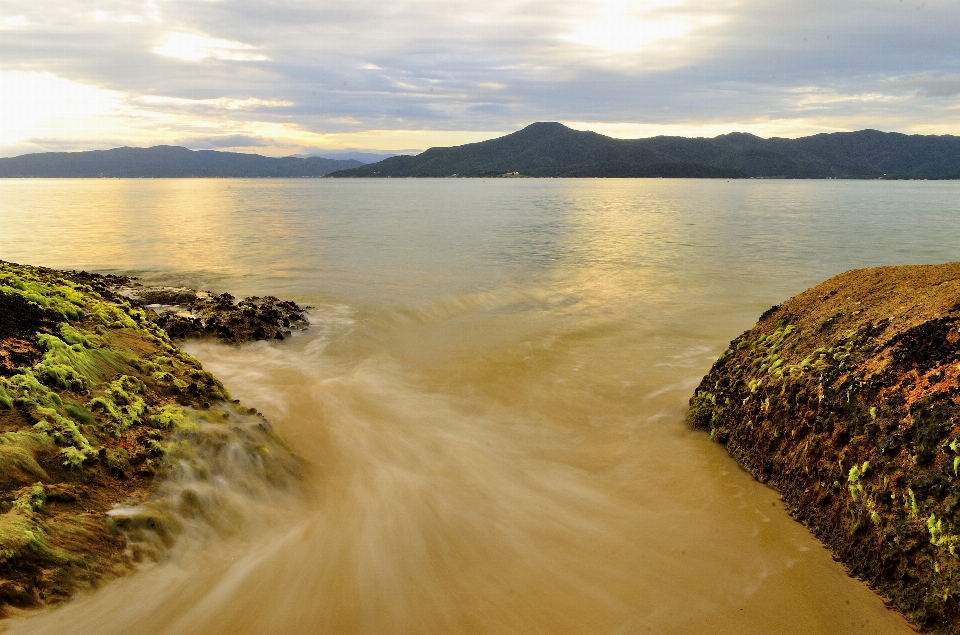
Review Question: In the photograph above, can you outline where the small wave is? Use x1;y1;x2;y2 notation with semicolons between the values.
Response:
107;404;304;563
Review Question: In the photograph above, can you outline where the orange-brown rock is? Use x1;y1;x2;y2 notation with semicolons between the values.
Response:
689;263;960;634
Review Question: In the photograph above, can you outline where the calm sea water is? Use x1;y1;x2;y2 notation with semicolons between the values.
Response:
4;178;957;634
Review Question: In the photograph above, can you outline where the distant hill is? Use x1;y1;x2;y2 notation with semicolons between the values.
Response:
301;151;396;163
0;146;363;178
326;123;960;179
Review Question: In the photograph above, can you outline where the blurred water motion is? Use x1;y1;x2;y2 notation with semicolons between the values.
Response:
3;178;952;633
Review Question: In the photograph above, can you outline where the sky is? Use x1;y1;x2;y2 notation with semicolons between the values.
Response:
1;0;959;157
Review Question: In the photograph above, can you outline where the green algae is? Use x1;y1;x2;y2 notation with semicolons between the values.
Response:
0;262;228;472
1;372;62;410
0;260;252;611
149;404;196;432
0;439;49;485
0;259;302;616
13;485;46;515
30;406;94;466
89;375;148;438
34;327;123;392
847;461;869;483
0;512;51;566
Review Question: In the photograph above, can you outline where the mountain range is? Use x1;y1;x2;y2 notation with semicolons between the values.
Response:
4;124;960;179
327;122;960;179
0;146;363;178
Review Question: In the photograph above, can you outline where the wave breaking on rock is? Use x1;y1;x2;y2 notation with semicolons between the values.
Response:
0;260;302;615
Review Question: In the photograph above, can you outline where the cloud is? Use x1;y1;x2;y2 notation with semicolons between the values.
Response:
153;32;269;62
0;0;959;154
16;137;130;152
0;14;27;27
884;73;960;98
137;95;292;111
182;134;269;149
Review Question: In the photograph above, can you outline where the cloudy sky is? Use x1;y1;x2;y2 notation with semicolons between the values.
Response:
1;0;959;157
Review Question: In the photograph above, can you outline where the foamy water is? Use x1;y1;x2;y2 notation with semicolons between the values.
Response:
4;177;956;633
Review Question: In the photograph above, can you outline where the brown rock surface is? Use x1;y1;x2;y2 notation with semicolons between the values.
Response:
688;262;960;633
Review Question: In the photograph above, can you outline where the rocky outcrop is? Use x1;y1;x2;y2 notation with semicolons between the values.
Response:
0;261;299;614
141;290;307;343
76;277;309;343
688;263;960;633
152;294;308;342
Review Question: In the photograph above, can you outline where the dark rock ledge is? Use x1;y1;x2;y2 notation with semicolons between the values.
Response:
688;263;960;634
0;260;300;616
67;274;310;344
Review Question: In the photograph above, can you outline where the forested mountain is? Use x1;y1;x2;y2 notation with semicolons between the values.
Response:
327;123;960;179
0;146;363;177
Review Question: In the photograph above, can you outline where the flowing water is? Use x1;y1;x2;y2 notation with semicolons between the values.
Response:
3;178;960;634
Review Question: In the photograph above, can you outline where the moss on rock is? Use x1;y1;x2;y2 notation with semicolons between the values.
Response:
0;259;295;615
688;263;960;633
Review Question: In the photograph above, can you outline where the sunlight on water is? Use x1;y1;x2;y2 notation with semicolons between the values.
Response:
4;178;957;633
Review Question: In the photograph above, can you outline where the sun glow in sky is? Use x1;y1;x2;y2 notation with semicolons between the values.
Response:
0;72;122;146
1;0;959;157
566;0;721;56
153;33;270;63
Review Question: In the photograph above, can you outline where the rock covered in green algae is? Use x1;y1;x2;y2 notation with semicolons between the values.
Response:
0;260;299;614
688;263;960;634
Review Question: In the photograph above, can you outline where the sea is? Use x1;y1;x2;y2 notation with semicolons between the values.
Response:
3;177;958;634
